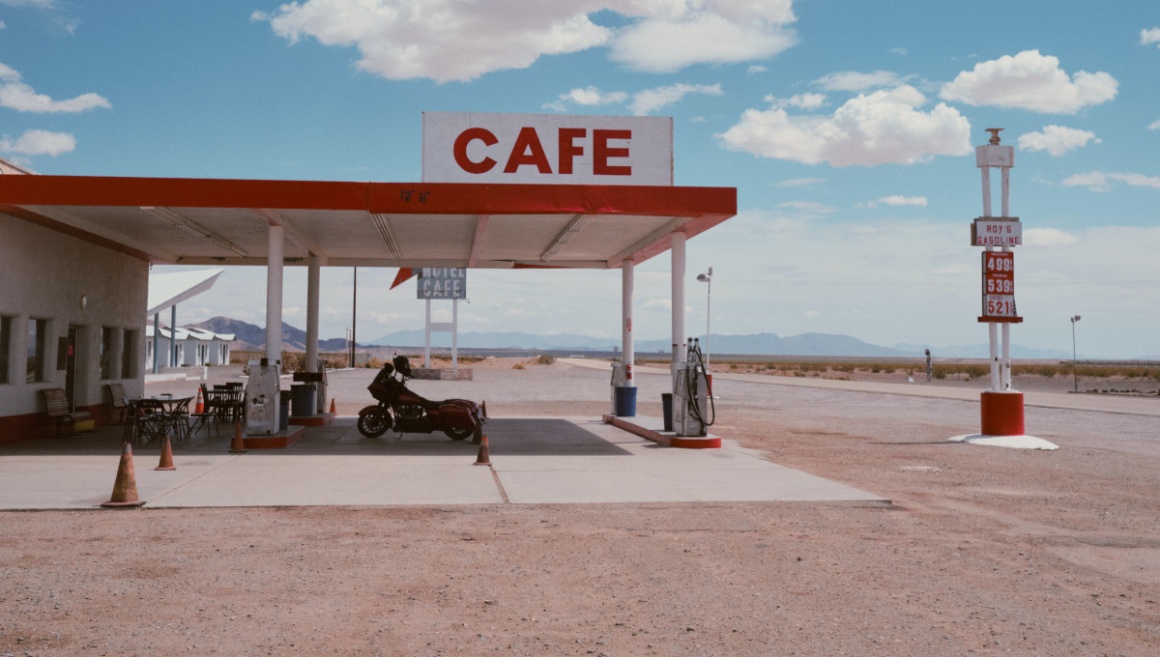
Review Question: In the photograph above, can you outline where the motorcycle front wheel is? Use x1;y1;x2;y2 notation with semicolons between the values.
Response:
357;406;392;438
443;426;474;441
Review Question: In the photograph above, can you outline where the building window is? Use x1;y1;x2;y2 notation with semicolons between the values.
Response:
0;315;11;384
27;318;46;383
122;329;136;379
100;326;115;379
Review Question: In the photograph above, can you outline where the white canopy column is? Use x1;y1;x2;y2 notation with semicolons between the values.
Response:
621;260;635;387
265;225;284;361
306;255;321;372
671;232;687;370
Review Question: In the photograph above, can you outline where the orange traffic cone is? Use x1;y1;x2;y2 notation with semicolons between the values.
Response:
155;433;176;471
229;423;247;453
193;388;204;415
329;398;336;415
473;434;491;466
102;442;146;508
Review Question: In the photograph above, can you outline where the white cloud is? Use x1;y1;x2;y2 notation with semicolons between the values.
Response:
1062;171;1160;192
256;1;799;83
609;1;798;73
719;85;971;167
0;129;75;156
0;20;6;29
1024;228;1080;248
1017;125;1099;156
747;65;767;74
867;195;927;207
812;70;904;92
1141;27;1160;47
0;62;110;113
774;177;825;188
629;83;722;115
763;92;826;110
0;1;57;7
558;86;628;107
939;50;1117;114
1149;118;1160;131
255;0;612;83
777;200;837;213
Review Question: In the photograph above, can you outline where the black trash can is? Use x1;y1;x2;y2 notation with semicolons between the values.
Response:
661;393;673;431
279;390;291;431
291;383;317;417
614;386;637;417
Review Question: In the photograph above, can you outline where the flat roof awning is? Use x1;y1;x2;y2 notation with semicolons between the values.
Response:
0;175;736;268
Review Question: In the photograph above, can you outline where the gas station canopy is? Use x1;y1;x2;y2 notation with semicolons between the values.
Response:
0;175;736;268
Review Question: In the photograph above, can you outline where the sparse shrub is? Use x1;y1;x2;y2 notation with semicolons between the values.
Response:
537;354;556;365
512;362;526;370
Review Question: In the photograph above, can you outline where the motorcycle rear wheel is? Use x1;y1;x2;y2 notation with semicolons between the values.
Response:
357;407;392;438
443;426;474;441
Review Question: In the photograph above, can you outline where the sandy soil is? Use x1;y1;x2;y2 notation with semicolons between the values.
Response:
2;360;1158;656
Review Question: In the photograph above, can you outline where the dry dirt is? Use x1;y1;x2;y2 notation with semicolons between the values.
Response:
2;362;1158;656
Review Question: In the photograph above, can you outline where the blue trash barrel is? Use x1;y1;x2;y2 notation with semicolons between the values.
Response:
614;386;637;417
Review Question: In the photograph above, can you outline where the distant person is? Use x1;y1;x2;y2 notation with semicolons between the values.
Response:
924;349;932;382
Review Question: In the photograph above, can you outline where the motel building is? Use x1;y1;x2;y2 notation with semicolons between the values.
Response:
0;112;736;444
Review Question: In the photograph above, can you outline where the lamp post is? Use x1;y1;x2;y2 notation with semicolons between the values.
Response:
696;267;713;370
1070;315;1081;392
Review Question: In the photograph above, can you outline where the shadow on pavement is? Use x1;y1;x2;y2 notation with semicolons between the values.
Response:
0;417;632;458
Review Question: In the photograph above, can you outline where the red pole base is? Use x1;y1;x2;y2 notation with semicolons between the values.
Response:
980;391;1024;436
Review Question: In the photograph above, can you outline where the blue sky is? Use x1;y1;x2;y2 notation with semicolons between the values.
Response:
3;1;1158;359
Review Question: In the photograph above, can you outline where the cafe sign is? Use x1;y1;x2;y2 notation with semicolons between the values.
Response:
417;268;466;300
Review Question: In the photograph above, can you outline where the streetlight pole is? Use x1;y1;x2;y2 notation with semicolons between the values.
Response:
696;267;712;370
1070;315;1081;392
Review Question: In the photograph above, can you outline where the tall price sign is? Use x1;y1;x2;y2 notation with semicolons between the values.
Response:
981;251;1018;319
973;216;1023;324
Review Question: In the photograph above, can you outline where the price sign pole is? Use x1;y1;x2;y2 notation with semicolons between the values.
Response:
972;128;1024;436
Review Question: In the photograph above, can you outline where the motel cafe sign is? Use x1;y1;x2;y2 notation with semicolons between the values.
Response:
422;112;674;186
417;268;466;300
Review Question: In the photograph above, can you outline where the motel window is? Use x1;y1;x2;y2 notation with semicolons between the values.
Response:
26;318;47;383
0;315;11;384
100;326;115;380
122;329;136;379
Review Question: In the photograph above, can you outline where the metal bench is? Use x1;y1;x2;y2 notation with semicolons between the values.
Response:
40;388;93;435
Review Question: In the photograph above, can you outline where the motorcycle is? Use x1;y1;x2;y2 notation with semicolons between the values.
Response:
357;355;486;440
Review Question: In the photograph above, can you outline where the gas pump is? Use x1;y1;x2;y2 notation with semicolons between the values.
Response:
610;361;627;414
670;338;715;436
245;358;282;435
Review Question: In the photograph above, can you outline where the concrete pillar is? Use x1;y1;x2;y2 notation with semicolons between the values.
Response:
306;256;320;372
671;232;687;369
266;225;284;363
621;260;635;386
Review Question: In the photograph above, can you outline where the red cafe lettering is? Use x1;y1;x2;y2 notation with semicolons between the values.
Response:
453;126;632;176
422;112;673;186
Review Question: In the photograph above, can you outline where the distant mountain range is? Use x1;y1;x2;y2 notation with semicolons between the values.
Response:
190;316;353;352
189;316;1074;360
369;328;1072;359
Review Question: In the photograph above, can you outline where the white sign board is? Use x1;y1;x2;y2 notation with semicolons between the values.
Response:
418;268;466;300
422;112;673;186
971;218;1022;247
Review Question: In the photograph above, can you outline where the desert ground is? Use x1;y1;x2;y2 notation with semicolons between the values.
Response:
2;357;1158;656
